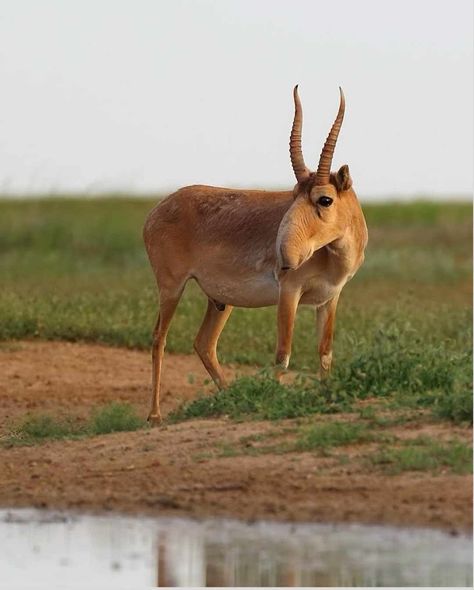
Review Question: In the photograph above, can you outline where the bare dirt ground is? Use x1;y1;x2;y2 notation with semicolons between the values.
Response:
0;341;472;533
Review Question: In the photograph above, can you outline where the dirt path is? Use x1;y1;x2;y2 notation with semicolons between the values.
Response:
0;341;472;532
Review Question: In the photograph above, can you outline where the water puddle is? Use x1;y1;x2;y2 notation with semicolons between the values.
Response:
0;509;472;588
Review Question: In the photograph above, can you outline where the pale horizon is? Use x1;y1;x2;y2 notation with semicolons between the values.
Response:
1;0;472;199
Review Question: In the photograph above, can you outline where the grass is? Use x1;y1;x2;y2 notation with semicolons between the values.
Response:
369;436;473;475
169;371;353;422
170;331;472;423
0;197;472;424
2;403;146;447
294;422;373;451
431;383;473;424
210;422;471;477
212;421;375;458
90;402;144;434
15;414;79;441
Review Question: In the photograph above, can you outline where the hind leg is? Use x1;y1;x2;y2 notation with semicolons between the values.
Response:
194;299;233;389
148;288;184;424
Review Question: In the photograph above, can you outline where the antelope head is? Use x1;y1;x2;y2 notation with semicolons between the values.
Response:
277;86;355;272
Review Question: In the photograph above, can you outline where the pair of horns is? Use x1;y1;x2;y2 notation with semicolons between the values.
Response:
290;85;345;184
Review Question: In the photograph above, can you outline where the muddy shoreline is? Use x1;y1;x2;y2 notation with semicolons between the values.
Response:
0;341;472;533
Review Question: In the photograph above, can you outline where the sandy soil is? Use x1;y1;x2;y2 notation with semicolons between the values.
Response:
0;341;472;533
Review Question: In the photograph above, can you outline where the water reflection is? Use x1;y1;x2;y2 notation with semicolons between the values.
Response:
0;509;472;588
154;519;473;587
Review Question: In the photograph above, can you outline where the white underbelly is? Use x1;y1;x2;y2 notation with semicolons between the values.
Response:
195;275;342;309
194;271;279;308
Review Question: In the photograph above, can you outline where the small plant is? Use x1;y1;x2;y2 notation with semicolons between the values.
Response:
2;414;85;447
15;414;80;440
90;403;145;434
358;405;377;420
369;437;472;475
432;383;473;424
295;422;373;451
2;403;146;447
211;421;376;458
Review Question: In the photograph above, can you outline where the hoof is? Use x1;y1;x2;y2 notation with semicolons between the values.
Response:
274;367;287;383
147;413;162;426
316;370;329;381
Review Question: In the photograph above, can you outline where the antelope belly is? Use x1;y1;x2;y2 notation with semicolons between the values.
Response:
194;271;279;308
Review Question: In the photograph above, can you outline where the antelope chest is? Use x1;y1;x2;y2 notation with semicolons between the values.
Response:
299;278;344;306
297;247;359;306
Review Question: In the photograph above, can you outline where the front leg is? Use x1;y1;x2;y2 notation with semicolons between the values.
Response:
275;288;300;373
316;294;340;378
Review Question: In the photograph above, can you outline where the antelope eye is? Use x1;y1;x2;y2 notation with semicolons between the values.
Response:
318;196;333;207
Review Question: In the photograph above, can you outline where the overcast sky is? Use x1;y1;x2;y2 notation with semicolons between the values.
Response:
0;0;472;198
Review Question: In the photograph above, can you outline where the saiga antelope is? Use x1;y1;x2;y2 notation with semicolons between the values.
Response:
144;86;368;423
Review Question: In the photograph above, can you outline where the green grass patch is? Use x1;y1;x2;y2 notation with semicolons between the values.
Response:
331;324;472;402
170;325;472;423
169;371;353;422
14;414;81;441
361;200;471;226
213;421;377;459
90;402;144;434
2;402;146;447
432;383;473;424
369;437;472;475
294;421;373;451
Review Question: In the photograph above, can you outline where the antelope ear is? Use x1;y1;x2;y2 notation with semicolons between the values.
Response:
335;164;352;191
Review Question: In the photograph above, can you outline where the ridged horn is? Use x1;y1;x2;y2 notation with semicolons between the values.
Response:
289;85;310;183
315;87;345;185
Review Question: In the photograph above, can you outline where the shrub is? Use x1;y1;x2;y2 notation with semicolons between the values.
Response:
90;403;145;434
